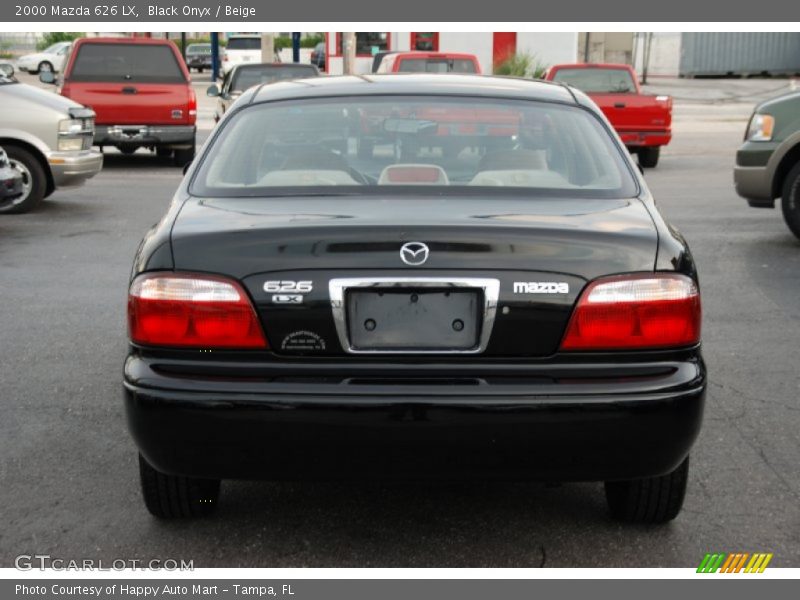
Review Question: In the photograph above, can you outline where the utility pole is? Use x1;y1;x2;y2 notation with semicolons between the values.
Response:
261;33;275;63
342;32;356;74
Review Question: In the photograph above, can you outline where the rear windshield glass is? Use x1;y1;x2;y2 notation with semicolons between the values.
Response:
398;58;477;73
69;43;185;83
227;38;260;51
187;44;211;54
231;66;318;92
549;68;636;93
192;96;636;199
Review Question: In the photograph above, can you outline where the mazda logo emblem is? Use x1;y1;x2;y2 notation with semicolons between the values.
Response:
400;242;429;266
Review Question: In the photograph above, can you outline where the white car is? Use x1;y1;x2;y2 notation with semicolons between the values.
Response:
16;41;72;74
221;35;279;75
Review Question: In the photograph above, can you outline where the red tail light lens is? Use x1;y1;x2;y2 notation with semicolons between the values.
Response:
560;273;701;351
128;273;267;349
188;88;197;122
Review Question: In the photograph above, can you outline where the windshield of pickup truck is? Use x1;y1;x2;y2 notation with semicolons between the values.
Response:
69;43;186;83
193;96;637;198
231;66;317;92
550;68;637;93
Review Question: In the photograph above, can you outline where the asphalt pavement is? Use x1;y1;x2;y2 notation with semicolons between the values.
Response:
1;73;799;568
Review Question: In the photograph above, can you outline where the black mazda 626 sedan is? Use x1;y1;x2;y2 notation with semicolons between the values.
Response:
125;74;705;523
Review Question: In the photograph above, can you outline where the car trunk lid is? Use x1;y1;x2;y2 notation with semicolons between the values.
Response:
170;195;658;357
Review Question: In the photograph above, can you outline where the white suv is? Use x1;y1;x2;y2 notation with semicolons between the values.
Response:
222;35;279;75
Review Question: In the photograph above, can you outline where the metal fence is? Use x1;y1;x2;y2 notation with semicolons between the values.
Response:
0;32;43;56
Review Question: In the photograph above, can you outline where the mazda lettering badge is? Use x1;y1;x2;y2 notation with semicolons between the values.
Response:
400;242;429;266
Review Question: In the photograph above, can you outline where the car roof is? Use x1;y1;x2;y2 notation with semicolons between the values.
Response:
74;37;176;46
247;74;580;106
392;52;478;60
550;63;633;70
233;62;317;70
228;34;261;39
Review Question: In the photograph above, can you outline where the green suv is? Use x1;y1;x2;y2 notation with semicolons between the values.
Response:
734;91;800;239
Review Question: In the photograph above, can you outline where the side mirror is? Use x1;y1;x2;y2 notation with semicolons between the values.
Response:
39;70;56;84
206;84;220;97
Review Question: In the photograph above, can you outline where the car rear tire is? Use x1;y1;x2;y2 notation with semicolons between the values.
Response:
604;457;689;523
1;145;46;214
638;146;661;168
138;454;220;518
173;144;195;168
156;147;173;158
780;162;800;240
37;61;53;74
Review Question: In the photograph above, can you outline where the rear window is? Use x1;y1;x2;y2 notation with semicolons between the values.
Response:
227;38;260;51
550;68;636;93
398;58;477;74
187;44;211;54
192;95;637;199
69;43;185;83
231;66;318;92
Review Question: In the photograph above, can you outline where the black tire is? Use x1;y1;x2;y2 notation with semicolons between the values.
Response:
37;61;53;74
198;68;204;73
155;146;173;158
138;454;220;519
173;144;195;167
118;145;137;155
638;146;661;168
780;162;800;240
605;457;689;523
1;145;46;214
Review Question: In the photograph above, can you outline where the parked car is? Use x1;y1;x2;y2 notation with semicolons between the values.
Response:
126;74;705;523
0;73;102;214
0;146;24;206
16;41;72;74
734;91;800;240
208;63;320;122
374;51;482;74
50;37;196;166
310;42;325;71
185;42;212;73
545;63;672;168
222;35;280;76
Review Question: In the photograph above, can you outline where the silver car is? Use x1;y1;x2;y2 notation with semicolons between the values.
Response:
208;63;320;122
0;74;102;213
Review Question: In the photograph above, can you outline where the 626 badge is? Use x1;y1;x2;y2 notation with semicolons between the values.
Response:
263;280;313;293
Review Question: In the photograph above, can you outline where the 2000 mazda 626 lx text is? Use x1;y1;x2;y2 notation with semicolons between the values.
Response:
124;74;705;523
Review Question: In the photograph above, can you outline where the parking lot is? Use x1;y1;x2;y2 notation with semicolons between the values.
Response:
1;72;799;568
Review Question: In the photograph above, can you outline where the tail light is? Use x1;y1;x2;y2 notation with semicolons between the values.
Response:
128;273;267;349
188;88;197;122
560;273;700;351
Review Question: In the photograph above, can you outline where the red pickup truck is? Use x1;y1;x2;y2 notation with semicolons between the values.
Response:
544;63;672;167
58;38;197;166
374;52;481;74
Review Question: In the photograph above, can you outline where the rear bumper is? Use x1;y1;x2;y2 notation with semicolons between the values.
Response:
46;150;103;188
95;125;196;147
124;353;706;482
619;131;671;147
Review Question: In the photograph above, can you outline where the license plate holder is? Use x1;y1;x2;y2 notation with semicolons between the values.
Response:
347;289;480;351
